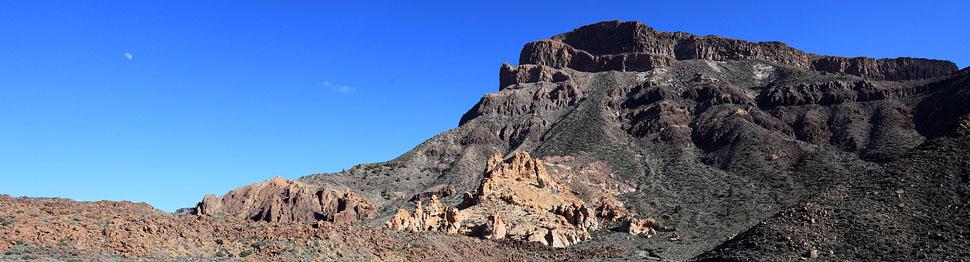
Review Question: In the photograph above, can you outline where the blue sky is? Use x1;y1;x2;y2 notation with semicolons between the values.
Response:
1;1;967;212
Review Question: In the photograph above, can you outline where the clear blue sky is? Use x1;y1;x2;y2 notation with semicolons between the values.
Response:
1;1;967;212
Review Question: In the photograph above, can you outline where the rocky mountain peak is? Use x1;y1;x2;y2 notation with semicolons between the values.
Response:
520;20;957;81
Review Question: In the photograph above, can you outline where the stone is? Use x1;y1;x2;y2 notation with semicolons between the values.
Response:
387;152;644;247
622;217;664;238
518;21;956;81
196;176;376;224
484;213;507;240
806;249;819;258
410;184;457;202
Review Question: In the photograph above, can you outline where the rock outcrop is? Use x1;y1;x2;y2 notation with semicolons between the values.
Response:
810;55;957;81
409;184;457;202
387;152;649;248
519;20;957;81
620;217;667;238
386;195;461;234
0;195;607;261
196;176;376;224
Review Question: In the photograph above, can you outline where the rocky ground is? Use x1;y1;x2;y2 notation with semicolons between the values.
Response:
0;194;627;261
3;20;969;261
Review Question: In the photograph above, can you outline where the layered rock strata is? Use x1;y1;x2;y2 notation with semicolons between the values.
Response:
520;20;957;81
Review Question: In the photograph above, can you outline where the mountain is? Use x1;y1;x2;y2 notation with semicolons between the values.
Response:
300;20;969;260
2;20;967;261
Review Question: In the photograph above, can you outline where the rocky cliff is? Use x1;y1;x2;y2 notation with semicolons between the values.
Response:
520;21;957;81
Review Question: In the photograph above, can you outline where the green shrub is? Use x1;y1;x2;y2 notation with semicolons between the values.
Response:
239;250;252;257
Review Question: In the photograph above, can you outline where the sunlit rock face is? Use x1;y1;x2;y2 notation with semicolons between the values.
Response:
197;176;376;224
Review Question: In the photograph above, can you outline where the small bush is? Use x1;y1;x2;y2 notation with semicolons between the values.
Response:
23;255;39;260
214;239;223;245
239;250;252;257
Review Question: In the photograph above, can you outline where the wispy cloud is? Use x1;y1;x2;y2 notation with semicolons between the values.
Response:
320;81;355;93
123;52;133;60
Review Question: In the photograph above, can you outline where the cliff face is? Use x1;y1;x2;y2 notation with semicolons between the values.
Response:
520;20;957;81
811;55;958;81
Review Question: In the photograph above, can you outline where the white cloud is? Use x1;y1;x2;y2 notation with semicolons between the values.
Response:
335;86;355;93
124;52;133;60
320;81;355;93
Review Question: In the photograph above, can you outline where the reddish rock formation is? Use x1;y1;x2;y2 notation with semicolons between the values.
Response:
499;63;573;90
519;40;676;73
196;176;376;224
620;217;668;238
521;21;808;71
385;195;460;234
387;152;650;248
518;20;956;81
0;194;626;261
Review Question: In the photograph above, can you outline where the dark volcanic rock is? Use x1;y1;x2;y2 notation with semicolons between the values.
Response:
811;55;957;81
520;20;957;81
300;20;969;261
172;207;196;215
